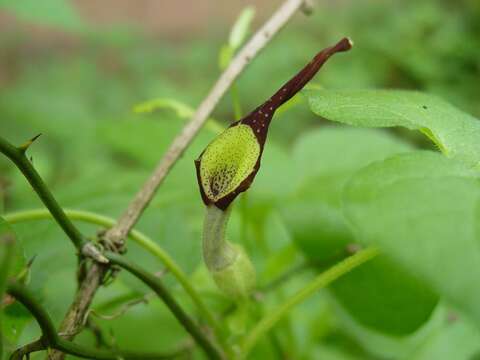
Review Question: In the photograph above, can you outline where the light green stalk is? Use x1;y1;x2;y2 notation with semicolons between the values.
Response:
203;205;256;299
240;247;379;357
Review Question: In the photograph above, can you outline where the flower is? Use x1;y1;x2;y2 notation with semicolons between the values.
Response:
195;37;353;209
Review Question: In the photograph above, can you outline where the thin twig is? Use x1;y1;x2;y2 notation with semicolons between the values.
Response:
48;1;312;358
105;0;312;248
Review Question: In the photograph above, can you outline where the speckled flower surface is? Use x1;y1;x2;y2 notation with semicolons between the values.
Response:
195;38;352;209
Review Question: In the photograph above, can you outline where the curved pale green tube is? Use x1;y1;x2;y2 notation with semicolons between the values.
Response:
203;205;256;298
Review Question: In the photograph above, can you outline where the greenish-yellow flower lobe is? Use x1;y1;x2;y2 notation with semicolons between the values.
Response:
196;38;352;209
199;124;260;203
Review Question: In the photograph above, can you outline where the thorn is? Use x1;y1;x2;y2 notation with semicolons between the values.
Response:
18;133;42;153
82;243;109;264
26;254;37;268
15;254;37;283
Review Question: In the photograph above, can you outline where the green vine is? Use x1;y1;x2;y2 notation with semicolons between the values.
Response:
0;136;86;251
3;209;227;348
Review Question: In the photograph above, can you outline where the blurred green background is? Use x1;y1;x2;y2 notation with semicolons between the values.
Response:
1;0;480;359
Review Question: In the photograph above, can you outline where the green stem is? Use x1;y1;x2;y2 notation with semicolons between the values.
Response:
203;206;256;299
105;252;224;360
203;205;237;271
0;231;16;360
0;137;85;250
230;83;243;120
240;247;379;357
3;209;227;350
9;339;44;360
7;283;178;359
239;193;249;251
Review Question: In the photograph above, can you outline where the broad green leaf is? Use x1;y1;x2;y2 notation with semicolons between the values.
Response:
283;128;438;335
292;127;412;205
304;89;480;167
287;127;412;264
250;142;299;202
331;256;437;335
343;151;480;328
334;302;479;360
0;0;85;32
411;315;480;360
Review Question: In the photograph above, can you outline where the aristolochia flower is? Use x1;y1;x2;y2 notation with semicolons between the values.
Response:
196;38;353;299
195;37;353;209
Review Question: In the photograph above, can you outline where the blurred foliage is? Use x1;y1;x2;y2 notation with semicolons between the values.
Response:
1;0;480;359
0;0;85;32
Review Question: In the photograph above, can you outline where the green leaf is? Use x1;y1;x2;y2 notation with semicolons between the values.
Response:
1;302;31;355
134;98;194;118
283;128;438;335
218;45;234;70
0;0;85;32
411;315;480;360
332;256;438;336
228;6;255;51
218;6;255;69
286;127;412;263
0;218;14;360
304;89;480;167
0;218;25;285
293;127;412;200
0;217;23;359
133;97;224;134
0;218;15;297
343;151;480;328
